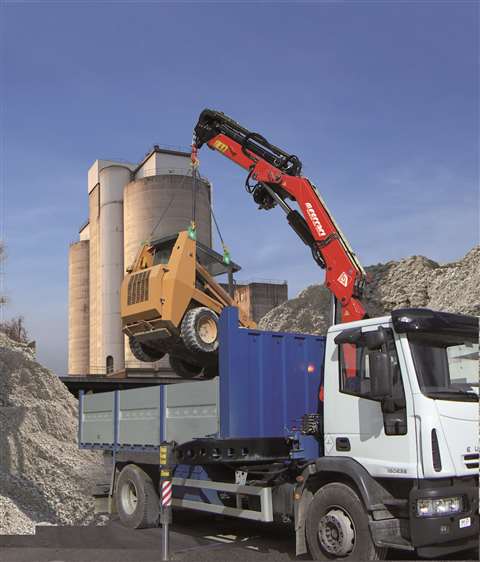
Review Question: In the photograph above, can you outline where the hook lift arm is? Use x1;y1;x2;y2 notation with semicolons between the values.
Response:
193;109;367;323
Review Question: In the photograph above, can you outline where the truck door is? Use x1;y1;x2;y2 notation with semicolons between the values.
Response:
323;325;418;479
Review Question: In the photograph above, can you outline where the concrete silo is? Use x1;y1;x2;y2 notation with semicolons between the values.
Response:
124;174;212;265
99;165;133;374
68;239;90;374
88;183;101;373
123;171;212;367
87;160;135;374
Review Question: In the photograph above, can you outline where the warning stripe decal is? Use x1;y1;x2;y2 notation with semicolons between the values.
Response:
162;481;172;506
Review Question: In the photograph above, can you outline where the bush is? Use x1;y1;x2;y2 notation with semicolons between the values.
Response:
0;316;29;344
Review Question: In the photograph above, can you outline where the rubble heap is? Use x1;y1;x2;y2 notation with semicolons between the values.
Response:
0;334;105;534
259;247;480;334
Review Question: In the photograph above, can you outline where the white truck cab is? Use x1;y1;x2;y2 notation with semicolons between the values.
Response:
307;308;479;558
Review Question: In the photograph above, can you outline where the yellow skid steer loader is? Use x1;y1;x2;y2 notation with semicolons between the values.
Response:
120;230;254;378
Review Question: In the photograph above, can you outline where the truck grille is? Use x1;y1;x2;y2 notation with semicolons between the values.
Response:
463;453;479;470
127;271;150;305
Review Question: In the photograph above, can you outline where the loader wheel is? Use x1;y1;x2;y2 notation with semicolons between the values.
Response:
169;355;203;378
129;336;165;363
181;307;219;354
306;483;387;560
202;363;218;379
116;464;159;529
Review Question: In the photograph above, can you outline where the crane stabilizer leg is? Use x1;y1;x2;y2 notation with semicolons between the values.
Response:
193;109;367;324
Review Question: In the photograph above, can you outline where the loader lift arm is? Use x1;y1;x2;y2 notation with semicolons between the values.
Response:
193;109;367;323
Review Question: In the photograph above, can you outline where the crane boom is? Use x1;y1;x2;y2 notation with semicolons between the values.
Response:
193;109;367;323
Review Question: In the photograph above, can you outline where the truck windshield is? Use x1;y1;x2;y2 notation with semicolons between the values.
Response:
408;332;479;401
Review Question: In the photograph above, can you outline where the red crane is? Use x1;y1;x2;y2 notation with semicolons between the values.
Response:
193;109;367;324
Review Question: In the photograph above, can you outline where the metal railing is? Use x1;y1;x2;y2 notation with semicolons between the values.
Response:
229;278;288;286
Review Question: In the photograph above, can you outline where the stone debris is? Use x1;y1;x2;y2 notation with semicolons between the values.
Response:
259;246;480;334
0;334;106;535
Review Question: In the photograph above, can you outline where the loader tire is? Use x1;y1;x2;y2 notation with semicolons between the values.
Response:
202;363;218;379
116;464;159;529
129;336;165;363
169;355;203;378
181;307;219;354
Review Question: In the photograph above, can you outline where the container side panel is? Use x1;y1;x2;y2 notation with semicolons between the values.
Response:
247;334;262;436
219;309;249;438
118;387;162;446
81;392;115;445
285;337;309;431
165;379;219;444
261;335;286;437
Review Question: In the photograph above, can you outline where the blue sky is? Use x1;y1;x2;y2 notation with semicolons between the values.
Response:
1;1;478;374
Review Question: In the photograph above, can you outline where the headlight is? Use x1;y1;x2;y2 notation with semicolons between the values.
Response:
417;496;463;517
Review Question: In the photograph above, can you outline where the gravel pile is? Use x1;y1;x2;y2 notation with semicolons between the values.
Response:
259;246;480;334
0;334;105;535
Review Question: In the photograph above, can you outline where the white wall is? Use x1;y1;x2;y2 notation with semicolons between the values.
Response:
135;152;191;179
88;159;136;194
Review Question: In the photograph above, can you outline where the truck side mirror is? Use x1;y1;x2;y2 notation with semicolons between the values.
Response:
370;351;393;400
365;328;387;350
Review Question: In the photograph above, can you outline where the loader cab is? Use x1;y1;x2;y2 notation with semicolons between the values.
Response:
147;233;241;278
152;238;176;266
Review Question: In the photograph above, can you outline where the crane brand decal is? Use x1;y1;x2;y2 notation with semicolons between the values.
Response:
337;272;349;287
213;139;229;154
305;202;326;237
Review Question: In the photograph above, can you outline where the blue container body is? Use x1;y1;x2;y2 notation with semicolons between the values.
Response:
79;307;326;460
219;307;325;441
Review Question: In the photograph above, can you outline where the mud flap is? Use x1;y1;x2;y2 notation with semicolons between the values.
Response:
294;488;313;556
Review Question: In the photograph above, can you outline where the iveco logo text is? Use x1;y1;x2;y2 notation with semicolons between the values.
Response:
386;467;407;474
305;202;326;237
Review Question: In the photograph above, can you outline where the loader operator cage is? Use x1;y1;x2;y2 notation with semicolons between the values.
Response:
150;233;242;277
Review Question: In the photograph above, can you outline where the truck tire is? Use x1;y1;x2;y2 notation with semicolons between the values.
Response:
116;464;159;529
181;307;219;353
306;482;387;561
129;336;165;363
169;355;203;378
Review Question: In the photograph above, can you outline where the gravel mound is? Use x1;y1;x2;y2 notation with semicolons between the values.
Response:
0;334;105;534
259;246;479;334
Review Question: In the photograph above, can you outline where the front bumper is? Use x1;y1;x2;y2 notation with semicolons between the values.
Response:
409;478;479;558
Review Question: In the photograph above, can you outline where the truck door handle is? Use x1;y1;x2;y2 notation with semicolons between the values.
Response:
336;437;351;452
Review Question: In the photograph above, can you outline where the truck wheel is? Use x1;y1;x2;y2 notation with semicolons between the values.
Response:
169;355;203;378
116;464;159;529
129;336;165;363
306;483;387;560
181;307;219;353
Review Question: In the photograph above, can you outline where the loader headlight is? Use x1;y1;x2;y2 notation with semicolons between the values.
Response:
417;496;463;517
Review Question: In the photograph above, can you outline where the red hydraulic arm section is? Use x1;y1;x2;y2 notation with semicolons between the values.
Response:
193;109;367;324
